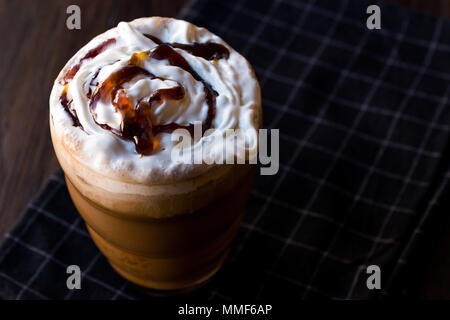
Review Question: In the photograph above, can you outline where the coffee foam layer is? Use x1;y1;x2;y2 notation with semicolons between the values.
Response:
50;17;261;185
52;116;253;218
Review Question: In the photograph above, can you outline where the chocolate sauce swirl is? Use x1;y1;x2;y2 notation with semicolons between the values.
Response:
60;34;229;155
60;87;81;127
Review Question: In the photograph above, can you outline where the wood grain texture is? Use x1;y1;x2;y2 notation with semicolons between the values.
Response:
0;0;449;299
0;0;187;241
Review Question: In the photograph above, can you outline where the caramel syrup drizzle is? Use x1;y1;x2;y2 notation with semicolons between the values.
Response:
61;38;116;84
144;34;229;60
60;34;229;155
59;38;116;128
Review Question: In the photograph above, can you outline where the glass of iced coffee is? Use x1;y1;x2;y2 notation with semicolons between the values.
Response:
49;17;261;293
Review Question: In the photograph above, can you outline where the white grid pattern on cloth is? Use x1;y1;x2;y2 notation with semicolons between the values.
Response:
15;216;83;299
212;17;449;108
235;0;284;56
250;191;400;245
188;0;450;299
28;204;91;238
248;13;404;301
1;0;450;300
251;0;317;88
0;271;49;300
198;0;290;298
6;234;136;300
220;0;450;86
297;18;412;298
382;172;450;297
0;177;64;264
0;174;138;300
263;92;450;141
111;280;129;300
278;134;429;190
233;0;356;300
64;252;102;300
345;18;447;299
203;13;450;135
258;0;318;128
280;0;450;54
229;0;337;264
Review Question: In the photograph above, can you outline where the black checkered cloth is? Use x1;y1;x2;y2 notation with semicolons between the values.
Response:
1;0;450;300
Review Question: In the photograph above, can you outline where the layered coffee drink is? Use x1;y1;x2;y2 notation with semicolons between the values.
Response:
50;17;261;293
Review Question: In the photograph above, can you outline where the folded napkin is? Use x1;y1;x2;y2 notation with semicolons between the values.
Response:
1;0;450;299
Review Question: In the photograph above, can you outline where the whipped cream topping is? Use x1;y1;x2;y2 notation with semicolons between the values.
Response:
50;17;261;184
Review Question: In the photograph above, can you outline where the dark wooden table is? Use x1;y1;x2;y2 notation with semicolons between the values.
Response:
0;0;449;299
0;0;188;243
